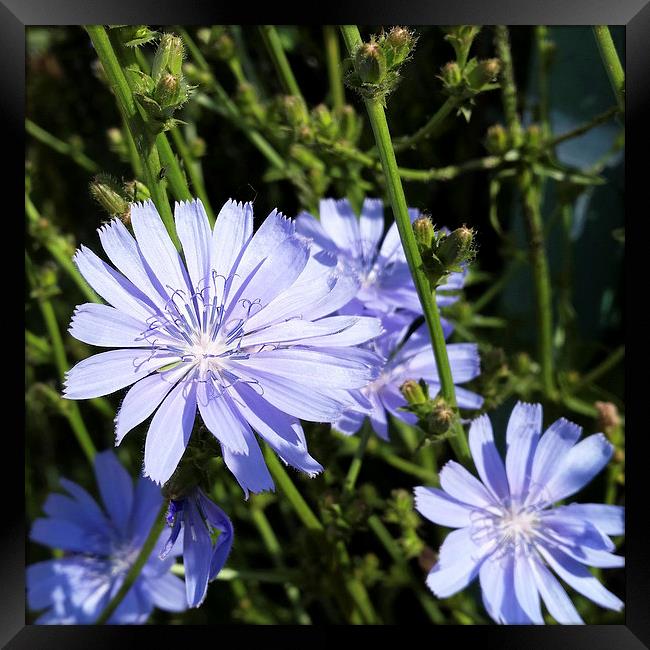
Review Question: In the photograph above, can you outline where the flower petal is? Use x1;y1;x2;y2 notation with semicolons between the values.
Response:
513;553;544;623
544;433;614;503
319;198;361;254
183;498;212;607
468;415;510;502
553;503;624;537
197;380;250;454
94;450;133;533
295;211;338;252
130;200;192;300
115;363;191;444
144;572;187;612
505;401;542;502
232;382;323;477
144;380;197;485
175;199;212;293
98;218;168;311
30;518;109;555
414;486;473;528
439;460;495;509
128;476;164;547
221;428;274;498
537;545;623;611
426;527;489;598
479;553;532;624
73;245;155;322
528;418;582;504
529;554;583;624
359;198;385;259
64;349;180;400
212;199;253;281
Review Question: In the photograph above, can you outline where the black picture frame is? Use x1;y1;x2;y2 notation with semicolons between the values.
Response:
8;1;647;646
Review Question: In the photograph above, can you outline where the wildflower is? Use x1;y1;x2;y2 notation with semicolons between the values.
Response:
27;451;186;624
414;402;624;624
64;199;381;492
335;313;482;440
296;198;465;318
161;487;233;608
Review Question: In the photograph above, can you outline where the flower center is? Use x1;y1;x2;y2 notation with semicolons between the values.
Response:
470;502;541;558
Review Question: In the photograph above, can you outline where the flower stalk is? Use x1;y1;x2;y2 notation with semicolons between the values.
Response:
341;24;470;463
260;26;304;101
96;500;168;624
592;26;625;113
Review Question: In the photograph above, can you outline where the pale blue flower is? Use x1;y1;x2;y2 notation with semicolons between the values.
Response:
27;451;187;624
415;402;624;624
335;312;483;440
296;198;465;318
64;199;381;492
160;487;233;608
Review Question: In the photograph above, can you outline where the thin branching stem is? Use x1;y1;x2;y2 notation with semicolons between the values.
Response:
259;26;304;101
593;26;625;112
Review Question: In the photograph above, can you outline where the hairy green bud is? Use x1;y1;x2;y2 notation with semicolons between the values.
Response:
152;33;184;81
400;379;428;406
436;225;475;270
89;173;130;221
384;26;415;68
354;41;387;84
440;61;462;89
426;397;455;435
413;216;435;252
485;123;509;154
465;57;501;91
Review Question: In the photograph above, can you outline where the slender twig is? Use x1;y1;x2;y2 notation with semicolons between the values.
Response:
592;26;625;112
392;97;458;152
324;26;345;110
367;515;444;623
574;346;625;393
25;119;99;173
96;501;168;624
341;25;470;462
342;422;371;498
259;26;304;101
548;106;620;147
85;26;179;248
25;253;96;463
26;193;99;304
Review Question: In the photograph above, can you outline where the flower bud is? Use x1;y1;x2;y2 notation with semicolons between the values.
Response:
412;216;435;252
436;225;474;270
89;173;130;220
277;95;309;128
354;41;387;84
595;401;622;437
152;33;184;81
154;72;183;108
426;397;455;435
123;179;151;202
439;61;462;88
384;26;415;68
485;123;509;154
311;104;336;139
400;379;428;406
335;105;361;143
524;124;543;151
465;58;501;90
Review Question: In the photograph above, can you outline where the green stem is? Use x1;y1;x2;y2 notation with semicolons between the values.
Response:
25;253;96;463
548;106;620;147
259;26;304;100
324;26;345;109
230;26;266;97
172;564;299;584
367;515;444;623
263;446;323;532
96;501;168;624
169;126;216;225
25;119;99;173
392;96;458;152
26;194;99;304
85;26;179;249
250;506;312;624
494;26;522;142
593;26;625;112
574;346;625;393
341;25;470;463
342;422;371;498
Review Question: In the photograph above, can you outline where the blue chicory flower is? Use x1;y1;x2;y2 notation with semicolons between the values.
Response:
161;487;234;608
335;312;483;440
27;451;187;624
63;199;382;493
414;402;624;624
296;197;466;317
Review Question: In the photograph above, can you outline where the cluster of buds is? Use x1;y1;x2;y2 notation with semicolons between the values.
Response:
484;122;546;157
89;173;150;223
383;489;425;559
441;25;482;67
400;380;457;440
128;33;196;134
346;27;417;101
412;217;476;287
